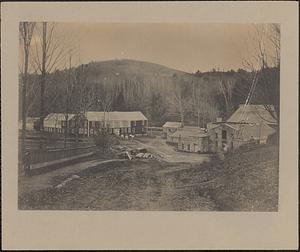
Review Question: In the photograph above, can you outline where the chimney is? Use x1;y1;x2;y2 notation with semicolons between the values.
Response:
216;117;222;122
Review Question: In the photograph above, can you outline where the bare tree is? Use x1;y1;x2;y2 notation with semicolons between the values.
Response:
194;85;218;127
96;77;116;128
62;55;75;147
171;76;190;127
31;22;66;130
24;73;39;117
218;78;235;118
72;64;95;142
19;22;36;160
242;24;280;123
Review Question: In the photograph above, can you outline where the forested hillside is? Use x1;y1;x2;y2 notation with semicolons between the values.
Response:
20;59;279;126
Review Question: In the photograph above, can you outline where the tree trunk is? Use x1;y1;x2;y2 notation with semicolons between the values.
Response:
179;100;184;127
21;49;29;162
39;22;47;131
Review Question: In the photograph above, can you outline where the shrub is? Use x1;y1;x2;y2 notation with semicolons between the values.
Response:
93;129;119;153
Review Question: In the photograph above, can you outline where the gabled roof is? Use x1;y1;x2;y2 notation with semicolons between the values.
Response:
171;127;208;138
85;111;147;121
26;117;40;123
227;104;277;125
44;113;75;121
208;122;239;131
222;123;239;130
162;121;182;128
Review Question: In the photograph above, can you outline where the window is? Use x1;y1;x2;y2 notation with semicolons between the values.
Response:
187;144;190;151
215;141;218;148
182;143;184;149
222;130;227;140
215;133;218;139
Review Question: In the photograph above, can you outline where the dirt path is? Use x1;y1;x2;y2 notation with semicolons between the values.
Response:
130;138;210;163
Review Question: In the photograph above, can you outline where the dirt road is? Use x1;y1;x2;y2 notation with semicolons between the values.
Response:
122;137;210;163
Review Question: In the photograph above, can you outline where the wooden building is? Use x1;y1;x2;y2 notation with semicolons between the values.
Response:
43;111;148;137
82;111;148;137
207;105;277;152
162;121;182;141
44;113;75;134
167;126;209;153
18;117;40;131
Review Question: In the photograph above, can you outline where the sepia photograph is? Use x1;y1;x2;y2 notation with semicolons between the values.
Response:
18;22;280;211
2;2;298;250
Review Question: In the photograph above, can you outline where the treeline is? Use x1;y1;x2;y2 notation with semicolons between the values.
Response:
20;61;279;127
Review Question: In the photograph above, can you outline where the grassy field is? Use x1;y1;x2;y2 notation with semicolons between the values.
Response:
19;143;279;211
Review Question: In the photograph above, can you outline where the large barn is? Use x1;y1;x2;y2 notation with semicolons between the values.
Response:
43;111;148;137
83;111;148;137
207;105;277;152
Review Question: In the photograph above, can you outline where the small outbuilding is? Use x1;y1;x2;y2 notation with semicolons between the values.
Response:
43;113;75;134
166;126;209;153
18;117;40;131
162;121;182;141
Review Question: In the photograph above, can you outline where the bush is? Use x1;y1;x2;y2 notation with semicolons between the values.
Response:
93;129;119;153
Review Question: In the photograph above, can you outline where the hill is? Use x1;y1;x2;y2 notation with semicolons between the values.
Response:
86;59;188;78
21;59;244;125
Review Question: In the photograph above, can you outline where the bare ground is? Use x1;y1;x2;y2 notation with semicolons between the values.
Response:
122;136;210;163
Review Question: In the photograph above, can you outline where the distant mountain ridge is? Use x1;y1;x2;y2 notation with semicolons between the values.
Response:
87;58;189;76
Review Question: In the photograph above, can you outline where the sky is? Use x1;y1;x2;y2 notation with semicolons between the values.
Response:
30;23;273;73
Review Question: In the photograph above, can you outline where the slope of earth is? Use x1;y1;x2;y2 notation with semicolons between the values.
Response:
195;144;279;211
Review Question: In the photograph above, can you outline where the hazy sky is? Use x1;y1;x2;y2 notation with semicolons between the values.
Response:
40;23;264;73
